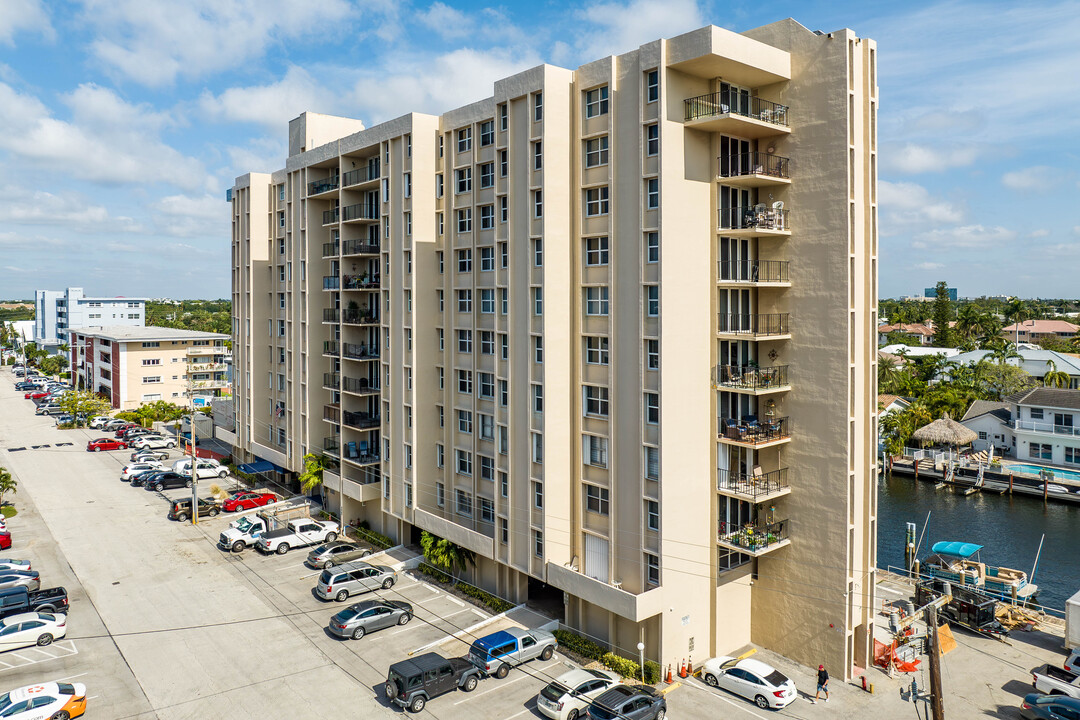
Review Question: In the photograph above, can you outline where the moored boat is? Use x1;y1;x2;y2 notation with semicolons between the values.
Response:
922;541;1038;601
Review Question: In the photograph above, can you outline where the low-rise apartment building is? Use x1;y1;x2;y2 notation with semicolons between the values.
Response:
35;287;147;350
231;19;878;678
69;326;230;410
1003;319;1080;344
1006;388;1080;466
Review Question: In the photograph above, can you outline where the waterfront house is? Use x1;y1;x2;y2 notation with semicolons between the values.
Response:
1003;388;1080;466
960;400;1012;454
1001;319;1079;344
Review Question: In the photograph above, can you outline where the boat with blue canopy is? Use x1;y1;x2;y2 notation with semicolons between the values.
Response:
922;541;1038;601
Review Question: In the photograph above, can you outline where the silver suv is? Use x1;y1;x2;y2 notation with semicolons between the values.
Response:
315;562;397;602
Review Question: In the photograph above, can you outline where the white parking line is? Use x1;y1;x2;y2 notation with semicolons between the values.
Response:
877;585;905;597
446;596;465;608
53;672;88;683
453;674;527;704
0;641;79;674
682;676;773;719
505;702;538;720
471;609;485;619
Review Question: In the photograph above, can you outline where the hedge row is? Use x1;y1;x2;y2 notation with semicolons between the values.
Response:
416;562;451;583
453;581;515;613
353;524;394;549
554;629;607;661
553;629;659;683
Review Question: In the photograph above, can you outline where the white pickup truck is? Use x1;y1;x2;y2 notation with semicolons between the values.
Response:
219;516;268;552
1033;663;1080;699
255;518;338;555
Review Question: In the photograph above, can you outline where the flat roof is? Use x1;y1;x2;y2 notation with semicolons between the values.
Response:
71;326;229;343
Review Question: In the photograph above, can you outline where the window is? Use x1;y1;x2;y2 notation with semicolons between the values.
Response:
278;320;286;336
436;482;445;506
479;162;494;188
585;136;609;167
476;455;494;482
533;481;544;509
533;189;542;217
499;103;508;131
278;238;285;255
456;168;472;193
646;123;659;156
533;335;543;363
479;413;494;440
585;86;609;117
533;91;543;122
585;236;609;266
533;237;543;266
457;208;472;232
645;553;659;586
455;249;472;274
457;409;473;433
437;328;444;350
645;392;659;424
499;379;508;406
1066;447;1080;464
278;211;285;228
141;358;161;366
646;178;659;209
532;383;543;412
585;485;609;515
533;287;543;315
456;489;473;516
646;339;659;369
457;370;473;394
141;341;160;348
585;336;609;365
278;292;286;309
978;431;988;440
480;120;494;146
585;286;609;315
532;432;543;463
479;330;495;356
645;446;660;480
456;450;473;476
479;289;495;314
501;288;508;314
585;187;609;216
499;471;508;498
436;174;443;198
646;285;659;316
533;141;542;170
646;232;659;263
646;500;660;531
500;150;508;177
479;205;495;229
534;529;544;557
437;251;444;274
646;69;659;102
278;184;285;202
403;172;411;198
499;197;508;223
457;127;472;152
457;330;472;353
478;372;495;398
456;289;472;312
1030;408;1044;419
436;443;444;468
584;385;609;417
404;446;412;470
1029;442;1052;460
586;435;608;467
142;376;162;384
500;517;509;543
480;498;495;523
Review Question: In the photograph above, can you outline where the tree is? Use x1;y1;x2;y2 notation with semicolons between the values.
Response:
1044;360;1072;388
987;341;1021;366
931;281;954;348
56;390;112;425
955;303;983;343
420;531;476;575
298;453;325;495
0;468;15;507
980;363;1037;400
38;355;68;378
1004;298;1031;344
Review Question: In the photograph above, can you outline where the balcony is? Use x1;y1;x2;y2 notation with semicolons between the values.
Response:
323;404;340;424
322;308;340;323
322;208;339;225
718;205;790;236
717;467;791;502
712;364;789;394
343;376;380;396
717;260;790;287
719;416;791;448
323;372;339;390
186;346;226;356
342;203;378;222
1013;419;1080;437
341;440;380;465
545;562;664;622
716;313;790;340
342;308;379;326
343;410;380;430
192;378;230;389
717;518;790;557
342;342;379;361
323;341;340;357
342;239;380;256
308;177;339;196
322;241;339;258
323;276;340;291
343;162;379;187
718;152;791;187
323;437;341;457
187;362;227;373
684;92;791;139
343;274;380;290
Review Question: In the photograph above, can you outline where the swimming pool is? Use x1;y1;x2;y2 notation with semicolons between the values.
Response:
1003;463;1080;482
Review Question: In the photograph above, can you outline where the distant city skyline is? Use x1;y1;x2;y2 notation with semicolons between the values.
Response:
0;0;1076;298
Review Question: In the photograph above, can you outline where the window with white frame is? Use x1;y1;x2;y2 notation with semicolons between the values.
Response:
584;385;609;417
533;91;543;121
457;248;472;272
532;383;543;413
500;150;508;177
646;69;659;102
533;141;542;170
645;446;660;480
479;246;495;271
457;208;472;232
585;187;609;216
533;335;543;364
479;413;494;440
646;231;659;263
457;409;473;433
646;500;660;531
500;333;508;360
456;489;473;515
456;289;472;312
436;174;443;198
585;485;610;515
646;178;659;209
457;127;472;152
533;189;542;217
457;370;472;394
480;162;494;188
436;481;445;506
533;237;543;267
585;435;608;467
645;552;659;585
646;123;659;156
646;339;659;370
585;336;609;365
404;172;412;198
645;392;659;424
646;285;659;316
455;450;473;476
457;329;472;353
532;432;543;463
585;286;609;316
478;372;495;399
480;498;495;523
585;136;609;167
500;288;508;314
480;331;495;355
480;205;495;229
585;236;609;266
499;103;508;131
480;120;494;146
533;287;543;315
456;168;471;193
533;480;544;508
436;444;444;468
476;288;495;315
479;455;494;481
585;86;609;117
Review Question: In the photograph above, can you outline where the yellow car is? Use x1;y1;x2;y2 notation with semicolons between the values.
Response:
0;682;87;719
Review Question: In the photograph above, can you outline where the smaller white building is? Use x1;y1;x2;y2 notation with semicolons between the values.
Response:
34;287;148;350
960;400;1012;454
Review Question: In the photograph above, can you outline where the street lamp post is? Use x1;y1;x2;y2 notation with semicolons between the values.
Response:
637;642;646;684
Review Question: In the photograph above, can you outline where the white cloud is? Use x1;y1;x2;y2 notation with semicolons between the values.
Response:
79;0;358;86
0;185;143;232
882;143;979;174
0;0;53;46
877;180;964;228
1028;229;1050;238
1001;165;1070;190
417;2;472;38
151;194;229;238
915;225;1017;250
199;66;333;131
570;0;704;61
0;82;205;191
1074;226;1080;236
915;262;943;270
224;136;287;176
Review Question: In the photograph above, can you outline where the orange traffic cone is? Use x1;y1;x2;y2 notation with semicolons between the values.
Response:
679;659;688;678
665;664;673;684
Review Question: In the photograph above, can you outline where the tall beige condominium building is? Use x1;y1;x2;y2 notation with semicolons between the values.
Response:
230;19;878;678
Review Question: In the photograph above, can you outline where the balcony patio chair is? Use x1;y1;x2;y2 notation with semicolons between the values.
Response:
723;418;741;439
752;465;768;492
772;201;785;230
744;414;759;427
358;440;369;459
346;441;359;460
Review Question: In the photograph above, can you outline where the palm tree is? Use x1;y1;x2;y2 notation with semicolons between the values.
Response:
298;453;325;494
0;468;16;508
988;341;1021;366
420;531;476;575
1044;360;1072;388
1004;299;1031;344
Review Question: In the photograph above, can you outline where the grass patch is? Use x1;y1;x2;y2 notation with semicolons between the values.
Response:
1;506;17;519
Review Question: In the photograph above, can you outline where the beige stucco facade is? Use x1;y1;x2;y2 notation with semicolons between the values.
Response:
231;19;878;679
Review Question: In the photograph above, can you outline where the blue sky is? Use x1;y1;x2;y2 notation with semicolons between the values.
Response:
0;0;1077;299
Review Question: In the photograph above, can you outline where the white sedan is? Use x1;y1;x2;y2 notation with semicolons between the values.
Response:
537;668;620;720
0;681;86;719
0;561;30;573
700;656;797;709
120;461;164;480
131;436;177;450
0;613;67;651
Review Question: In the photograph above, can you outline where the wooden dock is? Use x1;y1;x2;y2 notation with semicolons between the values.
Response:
887;458;1080;504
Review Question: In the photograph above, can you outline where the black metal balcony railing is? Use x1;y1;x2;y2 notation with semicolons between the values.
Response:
342;239;380;256
719;416;791;444
342;203;379;222
343;376;380;394
343;274;380;290
322;208;339;225
717;313;789;336
323;404;340;423
323;276;339;290
343;410;380;429
713;364;789;390
718;518;789;551
719;152;790;180
717;467;790;500
717;260;789;284
341;440;380;464
343;162;380;187
322;308;340;323
323;341;340;356
322;241;339;258
323;437;340;455
719;205;790;231
308;177;339;195
323;372;340;389
684;91;789;126
342;308;378;325
342;342;379;361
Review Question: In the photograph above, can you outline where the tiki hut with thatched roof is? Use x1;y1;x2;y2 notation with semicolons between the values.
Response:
911;412;978;450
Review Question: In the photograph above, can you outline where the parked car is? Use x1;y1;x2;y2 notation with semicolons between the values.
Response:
130;470;166;488
0;561;31;573
328;599;412;640
315;562;397;601
87;438;127;452
172;459;227;479
700;656;797;710
12;382;35;391
52;414;75;426
222;492;278;513
0;533;10;551
0;573;39;592
168;498;221;522
24;390;49;400
119;427;157;440
1021;693;1080;720
586;685;667;720
1067;649;1080;676
385;652;481;713
102;419;128;431
0;612;67;651
0;681;87;719
120;462;164;481
256;518;338;555
306;540;375;569
130;449;170;462
35;404;62;416
87;416;111;429
218;515;267;552
468;628;558;679
131;436;177;450
538;668;621;720
144;472;193;492
1033;663;1080;699
0;586;68;618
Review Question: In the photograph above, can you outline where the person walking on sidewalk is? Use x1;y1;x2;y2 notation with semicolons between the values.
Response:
812;664;829;703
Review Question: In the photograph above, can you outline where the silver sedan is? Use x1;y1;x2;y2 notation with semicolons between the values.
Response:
0;572;40;592
328;599;412;640
306;540;375;569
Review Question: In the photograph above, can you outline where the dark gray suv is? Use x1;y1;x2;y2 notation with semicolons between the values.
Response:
587;685;667;720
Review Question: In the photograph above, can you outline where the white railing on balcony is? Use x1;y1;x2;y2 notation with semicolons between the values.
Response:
1014;419;1080;437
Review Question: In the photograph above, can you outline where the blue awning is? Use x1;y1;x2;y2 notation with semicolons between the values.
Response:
237;459;286;475
931;541;983;558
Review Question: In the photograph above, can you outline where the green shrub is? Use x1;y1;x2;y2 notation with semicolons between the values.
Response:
553;629;606;661
454;582;515;613
601;652;640;680
643;660;661;684
353;524;394;549
416;562;451;583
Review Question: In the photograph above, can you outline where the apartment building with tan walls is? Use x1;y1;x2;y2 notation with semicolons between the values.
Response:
69;326;230;411
229;18;879;679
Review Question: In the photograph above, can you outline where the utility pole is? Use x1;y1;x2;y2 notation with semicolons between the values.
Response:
926;605;945;720
188;363;199;526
